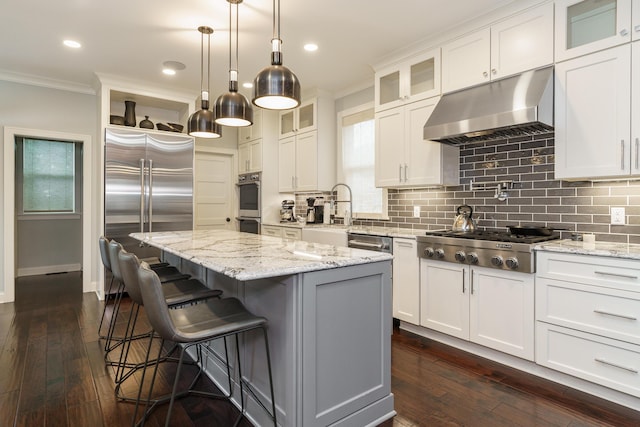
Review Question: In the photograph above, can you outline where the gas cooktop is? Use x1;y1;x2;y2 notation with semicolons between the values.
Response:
423;229;560;244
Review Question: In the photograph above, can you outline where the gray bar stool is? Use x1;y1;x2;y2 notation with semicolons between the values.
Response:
114;246;222;398
103;239;191;359
133;261;277;427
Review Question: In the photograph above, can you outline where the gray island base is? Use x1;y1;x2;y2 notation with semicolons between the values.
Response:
130;230;395;427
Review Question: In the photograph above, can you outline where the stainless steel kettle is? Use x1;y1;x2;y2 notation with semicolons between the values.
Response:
452;204;476;232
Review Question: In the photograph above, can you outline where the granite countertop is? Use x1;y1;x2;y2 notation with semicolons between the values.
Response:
261;221;423;239
535;239;640;260
130;229;392;281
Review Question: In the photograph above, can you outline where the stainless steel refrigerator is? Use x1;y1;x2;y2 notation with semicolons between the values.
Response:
104;127;194;264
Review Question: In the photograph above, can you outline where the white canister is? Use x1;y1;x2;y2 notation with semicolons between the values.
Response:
323;202;331;224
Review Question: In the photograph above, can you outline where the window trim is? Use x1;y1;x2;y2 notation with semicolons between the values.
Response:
336;102;389;221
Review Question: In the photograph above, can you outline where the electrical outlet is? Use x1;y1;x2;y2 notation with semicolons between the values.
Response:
611;207;626;225
413;206;420;218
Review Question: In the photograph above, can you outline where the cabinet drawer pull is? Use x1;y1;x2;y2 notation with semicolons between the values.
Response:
636;138;639;170
594;270;638;279
619;29;629;37
399;164;402;182
593;309;637;321
621;140;625;170
396;241;413;248
462;273;465;293
595;357;638;374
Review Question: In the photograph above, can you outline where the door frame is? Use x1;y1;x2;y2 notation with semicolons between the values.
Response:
3;126;93;303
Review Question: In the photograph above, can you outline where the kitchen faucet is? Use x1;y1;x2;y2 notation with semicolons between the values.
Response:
330;183;353;226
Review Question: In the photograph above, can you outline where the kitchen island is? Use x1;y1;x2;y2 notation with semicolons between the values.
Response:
130;229;395;427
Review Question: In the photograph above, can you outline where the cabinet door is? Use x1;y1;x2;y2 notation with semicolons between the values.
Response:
294;131;318;191
404;97;459;186
249;139;262;173
375;65;402;111
633;42;640;174
555;0;632;62
441;28;490;93
297;99;317;133
491;3;554;79
392;238;420;324
419;260;469;339
239;109;263;142
634;0;640;41
375;108;405;187
469;268;534;360
238;141;250;173
278;136;296;192
555;45;631;180
279;110;296;138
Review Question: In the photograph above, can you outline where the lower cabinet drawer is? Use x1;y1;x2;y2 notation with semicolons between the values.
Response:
536;278;640;345
536;322;640;398
261;225;283;237
282;228;302;240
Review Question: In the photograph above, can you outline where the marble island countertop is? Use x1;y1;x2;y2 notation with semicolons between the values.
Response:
535;239;640;260
262;221;425;239
130;229;392;281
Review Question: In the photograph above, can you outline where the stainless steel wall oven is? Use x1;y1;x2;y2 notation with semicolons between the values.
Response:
237;172;261;234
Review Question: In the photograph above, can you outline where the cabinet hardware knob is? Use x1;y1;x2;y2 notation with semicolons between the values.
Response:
620;29;629;36
482;71;488;78
635;25;640;32
491;68;497;74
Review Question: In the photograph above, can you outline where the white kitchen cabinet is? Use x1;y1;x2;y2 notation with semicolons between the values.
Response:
375;97;459;188
374;48;440;112
441;2;553;93
635;0;640;41
536;251;640;397
392;238;420;325
279;99;317;138
238;108;263;142
277;95;335;193
555;0;632;62
261;224;302;240
555;45;634;180
238;139;262;173
420;260;469;339
420;259;534;360
469;267;534;360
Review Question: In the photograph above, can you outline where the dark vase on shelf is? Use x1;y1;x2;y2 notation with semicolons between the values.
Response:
139;116;154;129
124;100;136;127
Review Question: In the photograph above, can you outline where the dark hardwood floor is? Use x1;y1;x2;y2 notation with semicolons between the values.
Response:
1;272;639;426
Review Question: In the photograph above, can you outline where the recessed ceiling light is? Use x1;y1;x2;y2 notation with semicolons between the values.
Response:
162;60;186;76
304;43;318;52
242;82;253;89
63;40;81;49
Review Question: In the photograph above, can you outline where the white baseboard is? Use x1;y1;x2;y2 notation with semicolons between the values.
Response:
17;263;81;277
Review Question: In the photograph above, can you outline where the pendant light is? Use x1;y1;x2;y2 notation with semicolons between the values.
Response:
188;26;222;138
252;0;301;110
214;0;253;127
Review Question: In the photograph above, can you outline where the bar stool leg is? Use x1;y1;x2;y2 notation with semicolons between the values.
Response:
98;275;115;338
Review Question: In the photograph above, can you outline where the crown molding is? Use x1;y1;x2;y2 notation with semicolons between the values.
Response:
0;69;96;95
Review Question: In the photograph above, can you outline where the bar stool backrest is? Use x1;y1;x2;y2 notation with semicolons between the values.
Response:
137;263;179;342
108;240;125;283
118;250;145;306
99;236;112;272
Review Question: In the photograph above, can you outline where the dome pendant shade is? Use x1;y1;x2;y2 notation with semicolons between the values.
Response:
214;89;253;127
252;61;301;110
188;99;222;138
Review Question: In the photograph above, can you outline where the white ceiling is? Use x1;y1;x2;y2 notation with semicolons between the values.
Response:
1;0;517;100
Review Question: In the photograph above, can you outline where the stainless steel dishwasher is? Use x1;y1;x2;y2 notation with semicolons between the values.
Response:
347;232;392;254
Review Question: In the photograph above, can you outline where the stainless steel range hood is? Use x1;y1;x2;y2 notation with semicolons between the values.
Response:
423;66;554;145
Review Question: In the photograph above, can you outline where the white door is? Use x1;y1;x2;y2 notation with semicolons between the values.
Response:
194;151;235;230
295;130;318;192
441;28;490;93
375;107;405;187
405;97;440;186
392;238;420;324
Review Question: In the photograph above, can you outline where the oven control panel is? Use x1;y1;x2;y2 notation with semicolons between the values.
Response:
417;241;534;273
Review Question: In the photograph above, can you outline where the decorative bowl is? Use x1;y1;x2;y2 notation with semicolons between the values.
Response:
156;123;172;132
168;123;184;132
110;115;125;125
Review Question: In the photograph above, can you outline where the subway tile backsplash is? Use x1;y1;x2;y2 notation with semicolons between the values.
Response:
348;132;640;244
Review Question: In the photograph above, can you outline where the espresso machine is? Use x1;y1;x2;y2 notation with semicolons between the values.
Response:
305;197;324;224
280;200;295;222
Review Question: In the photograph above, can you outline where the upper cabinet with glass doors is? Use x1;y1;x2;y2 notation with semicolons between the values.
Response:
555;0;633;62
374;48;441;112
278;99;317;138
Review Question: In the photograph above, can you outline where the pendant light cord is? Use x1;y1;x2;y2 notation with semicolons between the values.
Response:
200;30;204;96
206;29;211;96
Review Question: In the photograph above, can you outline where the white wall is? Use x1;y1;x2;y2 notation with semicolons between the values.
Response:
0;80;97;294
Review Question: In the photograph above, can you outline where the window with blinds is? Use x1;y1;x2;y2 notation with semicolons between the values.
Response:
339;106;388;219
16;138;81;214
